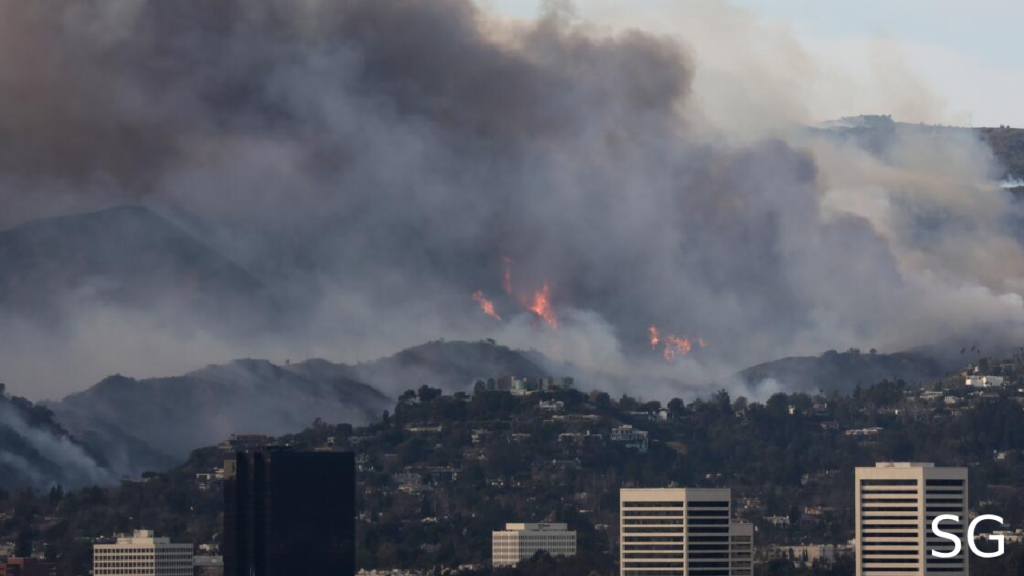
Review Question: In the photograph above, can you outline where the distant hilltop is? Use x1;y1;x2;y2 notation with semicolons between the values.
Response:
813;114;1024;180
817;114;896;130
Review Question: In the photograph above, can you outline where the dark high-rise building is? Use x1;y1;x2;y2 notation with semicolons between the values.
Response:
224;450;356;576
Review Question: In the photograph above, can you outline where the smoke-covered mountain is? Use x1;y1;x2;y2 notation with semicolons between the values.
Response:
292;339;691;403
3;0;1024;404
736;348;949;395
815;115;1024;179
0;383;115;489
0;205;271;325
49;359;391;478
42;339;602;480
329;340;551;393
9;338;965;487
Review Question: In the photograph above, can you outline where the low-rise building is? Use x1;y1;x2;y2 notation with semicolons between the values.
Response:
480;376;574;395
539;400;564;412
977;529;1024;544
471;429;491;445
966;375;1005;388
0;558;57;576
193;555;224;576
492;523;576;567
558;430;602;445
610;425;649;453
92;530;193;576
765;515;791;527
763;543;852;567
845;427;882;437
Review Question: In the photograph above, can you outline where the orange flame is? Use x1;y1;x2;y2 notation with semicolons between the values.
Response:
650;325;705;362
502;255;513;295
663;335;692;362
525;282;558;328
648;325;661;350
472;290;502;321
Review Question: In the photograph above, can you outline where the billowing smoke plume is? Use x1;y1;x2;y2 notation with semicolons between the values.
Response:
0;0;1022;400
0;395;115;488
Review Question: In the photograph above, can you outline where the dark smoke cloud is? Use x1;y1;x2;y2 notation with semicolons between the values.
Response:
1;0;1022;400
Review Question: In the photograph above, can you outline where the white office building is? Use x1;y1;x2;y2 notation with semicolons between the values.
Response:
492;523;577;567
92;530;193;576
620;487;753;576
855;462;969;575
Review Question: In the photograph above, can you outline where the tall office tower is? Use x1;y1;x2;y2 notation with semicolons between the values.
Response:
619;488;753;576
492;522;577;567
224;450;356;576
855;462;969;575
92;530;193;576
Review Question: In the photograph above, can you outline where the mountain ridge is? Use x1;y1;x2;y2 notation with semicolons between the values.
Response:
6;338;970;488
735;348;948;394
49;358;393;478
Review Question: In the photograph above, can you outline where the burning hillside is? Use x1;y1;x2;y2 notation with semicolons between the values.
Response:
1;0;1023;398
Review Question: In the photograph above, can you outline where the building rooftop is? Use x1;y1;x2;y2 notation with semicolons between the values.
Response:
874;462;935;468
501;523;570;531
99;530;189;546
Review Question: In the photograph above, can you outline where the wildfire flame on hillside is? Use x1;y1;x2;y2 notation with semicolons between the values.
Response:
648;325;660;349
472;290;502;321
525;282;558;328
471;257;559;329
649;325;705;362
662;334;692;361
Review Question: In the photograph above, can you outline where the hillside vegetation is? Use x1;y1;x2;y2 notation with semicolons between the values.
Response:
981;126;1024;179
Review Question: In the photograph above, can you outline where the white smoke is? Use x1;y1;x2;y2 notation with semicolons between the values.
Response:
0;400;116;488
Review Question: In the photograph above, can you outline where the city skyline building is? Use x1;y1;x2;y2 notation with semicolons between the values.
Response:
855;462;969;575
92;530;193;576
492;522;577;567
224;449;356;576
619;487;753;576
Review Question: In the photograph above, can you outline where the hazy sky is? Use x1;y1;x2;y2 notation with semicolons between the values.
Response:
488;0;1024;127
